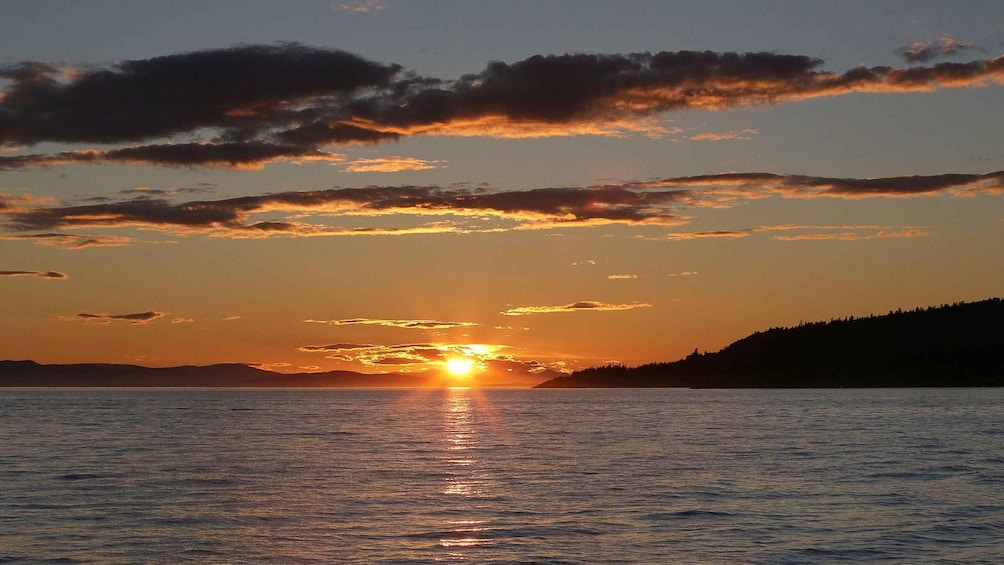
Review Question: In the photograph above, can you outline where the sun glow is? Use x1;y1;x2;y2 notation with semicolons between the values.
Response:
446;357;475;377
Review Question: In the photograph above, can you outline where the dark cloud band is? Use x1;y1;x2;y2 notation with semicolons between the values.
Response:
2;44;1003;168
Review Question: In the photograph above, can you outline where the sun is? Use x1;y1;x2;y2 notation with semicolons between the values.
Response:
446;358;474;377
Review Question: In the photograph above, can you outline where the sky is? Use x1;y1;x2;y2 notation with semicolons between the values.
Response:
1;0;1003;385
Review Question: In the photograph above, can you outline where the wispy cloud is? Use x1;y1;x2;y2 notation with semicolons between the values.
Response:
668;271;699;277
296;341;559;376
341;156;445;173
607;274;639;280
769;228;930;241
0;233;134;249
53;310;167;325
0;144;345;171
171;317;194;324
0;270;67;279
655;230;750;241
2;170;997;244
501;301;652;316
687;128;758;141
632;170;1004;199
303;318;479;329
640;224;931;242
0;185;689;235
2;44;1003;167
335;0;386;13
898;36;977;63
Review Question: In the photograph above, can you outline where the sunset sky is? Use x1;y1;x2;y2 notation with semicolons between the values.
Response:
2;1;1003;384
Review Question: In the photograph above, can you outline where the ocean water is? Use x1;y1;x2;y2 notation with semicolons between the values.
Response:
1;388;1002;564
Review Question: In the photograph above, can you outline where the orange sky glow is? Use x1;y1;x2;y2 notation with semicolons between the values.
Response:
2;3;1003;385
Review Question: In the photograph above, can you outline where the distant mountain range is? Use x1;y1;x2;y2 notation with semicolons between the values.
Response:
0;361;439;388
537;298;1004;388
0;359;553;388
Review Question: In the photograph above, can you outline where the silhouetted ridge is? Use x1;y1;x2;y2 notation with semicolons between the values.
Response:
0;361;429;387
536;298;1004;388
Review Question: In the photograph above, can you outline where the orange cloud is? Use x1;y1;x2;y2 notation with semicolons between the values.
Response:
303;318;479;329
501;301;652;316
770;228;931;241
607;274;639;280
341;156;445;172
898;36;976;63
0;233;134;249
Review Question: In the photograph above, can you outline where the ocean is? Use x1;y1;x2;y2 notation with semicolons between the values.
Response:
1;388;1002;563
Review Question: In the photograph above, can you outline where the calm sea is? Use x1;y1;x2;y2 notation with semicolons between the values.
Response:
1;388;1002;564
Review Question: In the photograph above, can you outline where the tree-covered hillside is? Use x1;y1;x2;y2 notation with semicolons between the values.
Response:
537;299;1004;388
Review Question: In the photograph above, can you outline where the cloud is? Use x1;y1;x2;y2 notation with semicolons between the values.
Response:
0;143;345;170
501;301;652;316
298;342;468;365
0;233;134;249
335;0;386;13
0;184;689;235
3;170;997;244
687;129;758;141
769;227;930;241
654;230;750;241
607;274;639;279
53;310;167;325
171;317;194;324
222;315;241;321
304;318;479;329
119;186;215;198
898;36;976;63
668;271;699;277
3;44;1004;167
0;44;399;146
341;157;445;173
640;224;931;242
0;270;67;279
296;341;561;377
633;170;1004;200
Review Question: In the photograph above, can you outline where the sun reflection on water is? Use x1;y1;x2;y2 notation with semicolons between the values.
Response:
438;388;497;554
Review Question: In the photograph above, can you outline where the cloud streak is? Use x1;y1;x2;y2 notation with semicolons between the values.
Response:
304;318;479;329
2;44;1004;167
296;341;559;377
0;270;67;279
898;37;976;63
640;224;931;242
633;170;1004;199
0;184;689;234
1;170;998;244
53;310;167;325
341;157;445;173
501;301;652;316
0;233;134;249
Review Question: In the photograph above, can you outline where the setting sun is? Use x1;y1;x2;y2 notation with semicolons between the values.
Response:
446;358;474;377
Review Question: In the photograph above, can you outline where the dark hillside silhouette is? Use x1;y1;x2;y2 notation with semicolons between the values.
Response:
0;361;430;387
537;298;1004;388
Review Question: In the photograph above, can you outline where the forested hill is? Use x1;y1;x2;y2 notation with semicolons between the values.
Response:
536;298;1004;388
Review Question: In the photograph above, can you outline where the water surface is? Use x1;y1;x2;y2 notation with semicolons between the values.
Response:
1;388;1002;563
